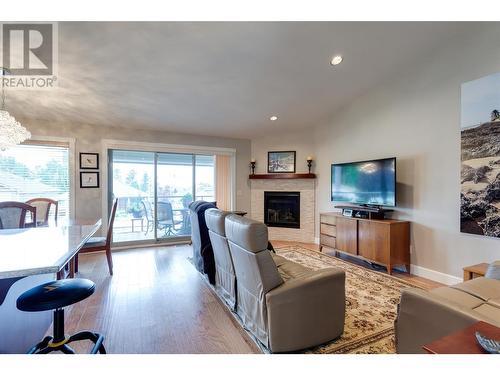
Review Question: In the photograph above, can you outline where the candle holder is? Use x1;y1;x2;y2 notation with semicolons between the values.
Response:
307;159;313;174
250;161;256;175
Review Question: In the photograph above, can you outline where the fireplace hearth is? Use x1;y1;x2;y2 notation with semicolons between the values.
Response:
264;191;300;229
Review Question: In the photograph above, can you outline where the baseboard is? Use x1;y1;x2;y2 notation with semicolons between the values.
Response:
410;264;462;286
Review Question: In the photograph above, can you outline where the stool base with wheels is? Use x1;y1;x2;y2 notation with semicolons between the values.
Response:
17;279;106;354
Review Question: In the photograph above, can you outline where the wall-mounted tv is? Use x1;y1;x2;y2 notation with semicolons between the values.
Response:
331;157;396;207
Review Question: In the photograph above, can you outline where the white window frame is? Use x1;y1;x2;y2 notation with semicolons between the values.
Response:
101;139;236;235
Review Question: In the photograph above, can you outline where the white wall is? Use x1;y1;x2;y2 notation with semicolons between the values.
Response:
252;24;500;280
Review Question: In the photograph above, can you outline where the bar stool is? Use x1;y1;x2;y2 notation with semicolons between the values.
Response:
16;278;106;354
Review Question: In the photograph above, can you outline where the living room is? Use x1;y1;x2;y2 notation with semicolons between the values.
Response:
1;1;499;373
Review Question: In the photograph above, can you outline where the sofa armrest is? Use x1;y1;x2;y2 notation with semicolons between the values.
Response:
395;288;492;353
265;267;345;352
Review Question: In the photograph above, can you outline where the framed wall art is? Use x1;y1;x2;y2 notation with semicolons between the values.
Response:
268;151;296;173
80;171;100;188
80;152;99;169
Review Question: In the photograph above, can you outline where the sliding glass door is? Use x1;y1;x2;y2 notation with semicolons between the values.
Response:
109;150;216;244
156;153;194;240
109;150;155;243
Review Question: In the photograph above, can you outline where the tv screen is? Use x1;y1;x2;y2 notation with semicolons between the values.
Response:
331;157;396;207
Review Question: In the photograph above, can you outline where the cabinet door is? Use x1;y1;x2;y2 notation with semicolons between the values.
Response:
358;221;389;264
335;217;358;255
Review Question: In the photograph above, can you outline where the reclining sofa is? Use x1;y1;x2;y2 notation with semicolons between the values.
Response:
205;210;346;353
205;209;236;309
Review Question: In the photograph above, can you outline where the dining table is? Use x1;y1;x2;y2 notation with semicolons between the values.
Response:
0;219;101;353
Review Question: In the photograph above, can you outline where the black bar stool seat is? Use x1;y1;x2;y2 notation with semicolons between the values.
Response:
17;279;95;312
17;279;106;354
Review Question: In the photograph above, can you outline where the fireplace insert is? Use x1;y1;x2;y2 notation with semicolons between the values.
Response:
264;191;300;229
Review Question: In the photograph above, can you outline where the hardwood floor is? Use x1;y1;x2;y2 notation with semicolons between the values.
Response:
62;241;442;353
63;245;260;354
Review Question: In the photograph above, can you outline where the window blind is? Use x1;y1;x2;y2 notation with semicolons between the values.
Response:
215;155;232;210
0;143;70;220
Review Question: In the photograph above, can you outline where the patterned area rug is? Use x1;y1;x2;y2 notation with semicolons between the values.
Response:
274;245;422;354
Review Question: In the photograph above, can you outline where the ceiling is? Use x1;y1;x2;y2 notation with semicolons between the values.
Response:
7;22;479;139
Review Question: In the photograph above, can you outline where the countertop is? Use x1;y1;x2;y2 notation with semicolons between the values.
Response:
0;220;101;279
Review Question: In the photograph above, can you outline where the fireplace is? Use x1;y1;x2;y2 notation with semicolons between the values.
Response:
264;191;300;229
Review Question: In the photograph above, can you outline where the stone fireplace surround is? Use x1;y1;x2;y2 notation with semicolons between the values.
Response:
250;178;316;243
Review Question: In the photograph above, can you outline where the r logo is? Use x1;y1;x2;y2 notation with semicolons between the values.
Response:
2;23;54;76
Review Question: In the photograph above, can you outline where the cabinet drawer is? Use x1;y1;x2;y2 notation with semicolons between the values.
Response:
320;234;336;249
320;223;337;237
320;214;337;225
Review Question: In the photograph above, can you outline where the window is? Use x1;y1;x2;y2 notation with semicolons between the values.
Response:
109;150;219;243
0;142;71;221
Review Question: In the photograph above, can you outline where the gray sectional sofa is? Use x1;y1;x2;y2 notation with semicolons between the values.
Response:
395;272;500;353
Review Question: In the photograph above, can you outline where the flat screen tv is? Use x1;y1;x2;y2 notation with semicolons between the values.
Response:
331;157;396;207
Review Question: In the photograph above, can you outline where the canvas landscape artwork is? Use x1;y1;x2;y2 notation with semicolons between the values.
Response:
461;72;500;237
268;151;296;173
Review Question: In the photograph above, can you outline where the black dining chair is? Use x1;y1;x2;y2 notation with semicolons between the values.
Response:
75;199;118;276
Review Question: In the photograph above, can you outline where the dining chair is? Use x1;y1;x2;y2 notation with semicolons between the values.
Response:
0;201;37;229
25;198;58;226
141;199;154;235
157;201;181;237
75;199;118;276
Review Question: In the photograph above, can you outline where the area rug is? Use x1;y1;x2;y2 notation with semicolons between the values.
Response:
274;245;422;354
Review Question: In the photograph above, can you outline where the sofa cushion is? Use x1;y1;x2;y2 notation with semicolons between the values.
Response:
82;237;106;248
473;303;500;325
451;277;500;302
485;261;500;280
271;254;287;267
430;286;484;309
276;259;311;282
205;208;230;236
487;298;500;309
225;214;268;253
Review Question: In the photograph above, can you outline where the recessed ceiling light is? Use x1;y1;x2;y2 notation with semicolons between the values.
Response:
330;55;343;66
270;116;278;121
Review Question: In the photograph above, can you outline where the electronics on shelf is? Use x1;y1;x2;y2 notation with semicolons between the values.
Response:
336;204;392;220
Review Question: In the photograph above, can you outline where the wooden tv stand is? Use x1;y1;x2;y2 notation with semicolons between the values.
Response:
319;212;410;275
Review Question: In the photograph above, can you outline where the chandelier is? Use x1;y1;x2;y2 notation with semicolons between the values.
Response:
0;68;31;151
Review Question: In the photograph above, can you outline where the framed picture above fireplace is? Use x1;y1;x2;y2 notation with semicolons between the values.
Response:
268;151;296;173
